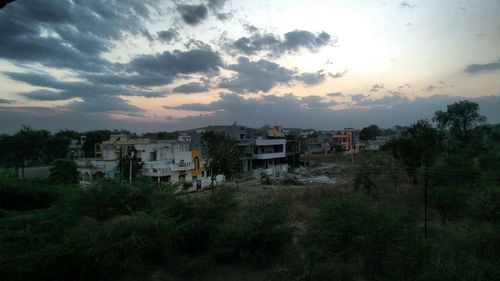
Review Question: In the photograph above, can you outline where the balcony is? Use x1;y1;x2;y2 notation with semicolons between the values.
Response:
253;152;286;160
142;161;194;175
170;162;194;171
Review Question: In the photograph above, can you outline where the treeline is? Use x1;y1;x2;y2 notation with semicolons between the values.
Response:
0;127;182;170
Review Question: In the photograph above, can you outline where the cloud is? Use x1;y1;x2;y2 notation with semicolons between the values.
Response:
0;0;157;72
161;94;500;131
400;2;416;8
370;84;384;92
354;93;410;107
398;83;411;90
218;57;296;93
66;96;144;114
3;94;500;134
231;29;335;57
327;92;343;97
328;70;348;78
3;71;164;103
351;94;367;103
128;48;222;77
425;85;438;91
0;98;14;104
172;82;210;94
296;70;326;86
300;95;337;109
157;29;180;43
207;0;227;12
0;106;160;134
177;4;208;26
465;60;500;74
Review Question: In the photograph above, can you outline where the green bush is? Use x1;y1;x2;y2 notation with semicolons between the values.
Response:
0;173;59;211
215;200;291;265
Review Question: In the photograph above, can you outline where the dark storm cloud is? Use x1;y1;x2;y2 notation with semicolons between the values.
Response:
128;48;223;77
172;82;210;93
231;30;334;57
0;0;157;72
218;57;296;93
157;29;180;43
465;60;500;74
2;71;163;102
3;45;223;106
177;4;208;26
296;70;326;86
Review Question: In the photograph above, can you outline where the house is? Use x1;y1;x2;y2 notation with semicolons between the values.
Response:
76;134;212;189
332;128;358;153
248;137;288;177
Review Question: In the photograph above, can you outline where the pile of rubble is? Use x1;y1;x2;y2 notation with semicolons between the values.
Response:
273;163;345;185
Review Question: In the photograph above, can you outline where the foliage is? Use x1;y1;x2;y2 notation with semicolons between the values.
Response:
428;185;465;226
353;151;390;200
468;185;500;224
0;171;59;211
202;131;242;183
49;159;79;184
216;200;291;265
359;124;380;141
386;120;441;183
83;130;112;158
434;100;486;140
118;146;143;181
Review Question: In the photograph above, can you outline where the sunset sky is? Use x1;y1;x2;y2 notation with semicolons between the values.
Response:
1;0;499;133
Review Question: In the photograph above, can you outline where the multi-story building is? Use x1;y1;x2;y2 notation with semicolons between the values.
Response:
77;134;210;188
248;137;288;177
332;128;358;153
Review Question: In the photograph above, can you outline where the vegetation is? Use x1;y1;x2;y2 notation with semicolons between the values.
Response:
359;124;380;141
49;159;79;184
202;131;242;184
0;100;499;280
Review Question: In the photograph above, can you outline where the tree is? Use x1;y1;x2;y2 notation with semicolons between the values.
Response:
202;132;242;186
118;147;143;182
359;124;380;141
388;120;441;183
428;185;464;227
83;130;111;158
12;126;51;176
49;159;79;184
434;100;486;140
353;151;390;201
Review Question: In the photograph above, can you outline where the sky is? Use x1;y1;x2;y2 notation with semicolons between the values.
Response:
0;0;499;134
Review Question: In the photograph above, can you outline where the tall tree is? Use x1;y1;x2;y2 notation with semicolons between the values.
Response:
83;130;111;158
359;124;380;141
433;100;486;140
202;132;242;185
